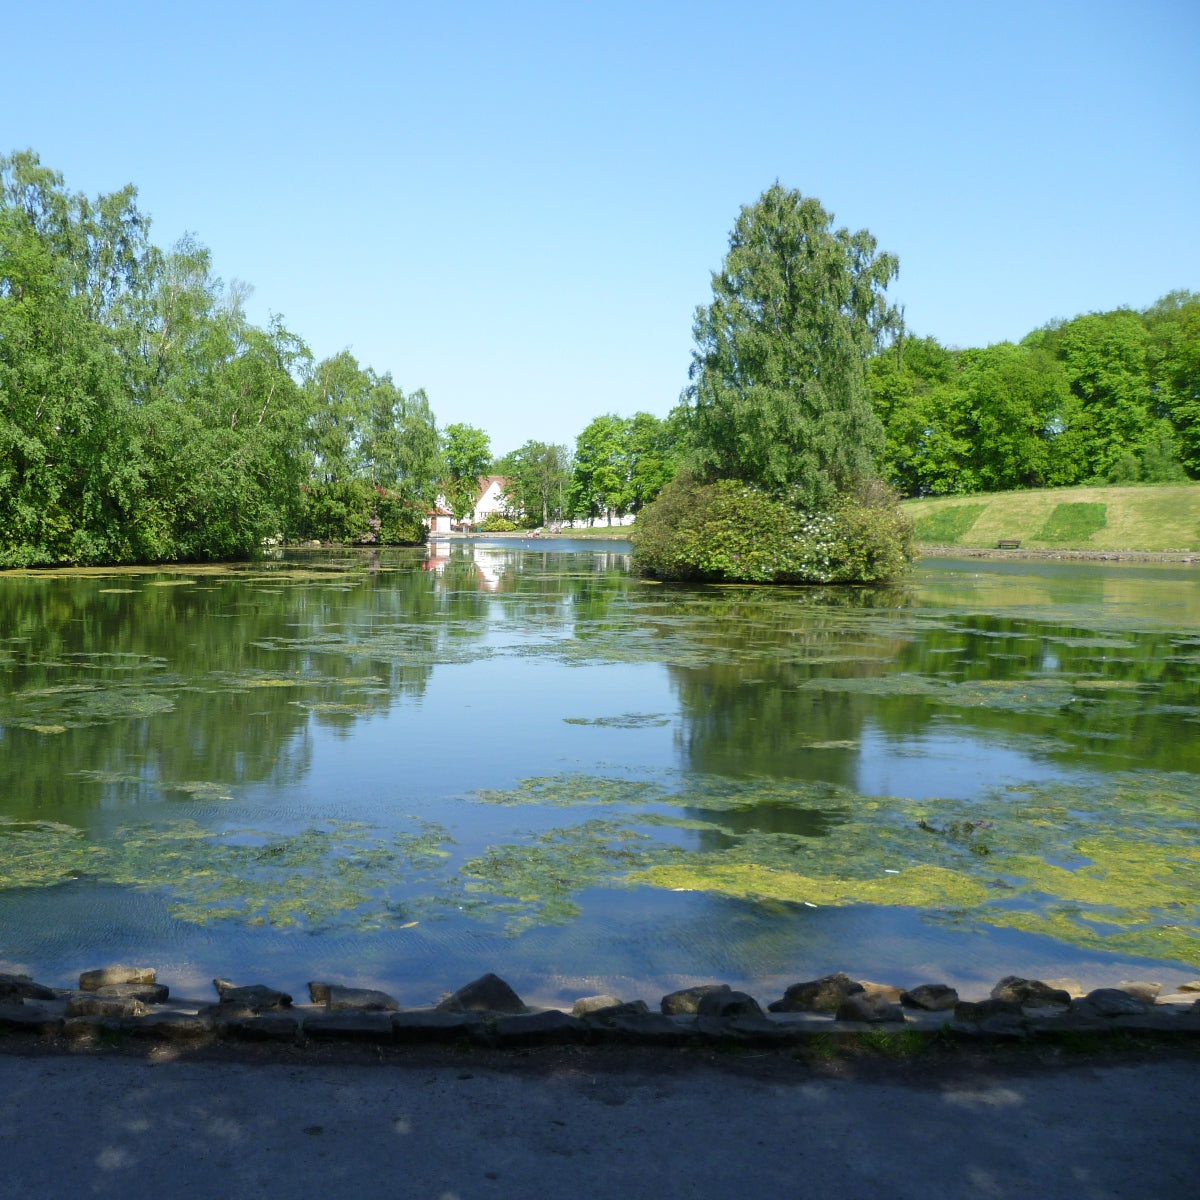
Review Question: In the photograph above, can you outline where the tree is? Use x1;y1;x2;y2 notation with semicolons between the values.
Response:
568;414;628;523
958;343;1078;491
442;423;492;520
687;183;900;509
1145;291;1200;477
625;411;682;512
360;377;440;504
304;352;369;484
499;440;571;526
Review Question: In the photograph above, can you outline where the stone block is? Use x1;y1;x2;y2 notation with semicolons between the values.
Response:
79;966;156;991
0;974;56;1003
768;973;864;1014
493;1011;585;1047
0;1003;62;1034
303;1011;395;1042
661;984;730;1015
857;981;905;1002
836;992;905;1023
900;984;958;1011
1076;989;1149;1017
127;1012;213;1040
62;1015;124;1039
65;995;147;1019
954;998;1022;1022
1116;981;1161;1003
391;1010;478;1043
990;976;1071;1008
219;1014;302;1042
437;973;527;1014
213;980;292;1011
311;983;399;1011
583;1011;698;1045
95;983;170;1004
697;989;763;1020
572;994;624;1016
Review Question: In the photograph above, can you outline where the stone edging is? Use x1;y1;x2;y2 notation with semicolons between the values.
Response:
3;968;1199;1051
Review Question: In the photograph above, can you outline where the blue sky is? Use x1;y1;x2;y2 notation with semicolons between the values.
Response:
6;0;1198;454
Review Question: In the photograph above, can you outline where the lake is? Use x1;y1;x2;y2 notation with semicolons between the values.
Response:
1;540;1198;1006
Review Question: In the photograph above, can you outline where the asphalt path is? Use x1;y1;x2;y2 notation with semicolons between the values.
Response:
1;1047;1196;1199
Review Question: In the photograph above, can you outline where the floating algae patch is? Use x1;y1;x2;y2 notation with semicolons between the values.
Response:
0;816;455;931
158;780;236;801
457;769;1200;964
456;819;662;932
634;861;988;909
0;683;176;730
563;713;671;728
473;775;666;809
790;671;1159;716
18;723;68;735
0;818;105;887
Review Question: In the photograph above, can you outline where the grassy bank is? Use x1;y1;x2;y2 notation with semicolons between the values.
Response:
903;484;1200;552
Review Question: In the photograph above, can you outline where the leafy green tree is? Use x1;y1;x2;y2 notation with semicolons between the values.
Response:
360;375;440;503
687;183;900;508
959;343;1079;491
869;336;970;495
499;440;571;526
625;411;682;512
442;422;492;519
1145;292;1200;476
568;414;628;523
304;352;369;485
0;182;132;564
1050;311;1156;480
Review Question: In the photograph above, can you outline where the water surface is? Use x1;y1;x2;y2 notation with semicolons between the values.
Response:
2;542;1197;1005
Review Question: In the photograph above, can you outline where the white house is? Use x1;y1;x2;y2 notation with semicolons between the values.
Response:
470;476;510;525
425;504;453;536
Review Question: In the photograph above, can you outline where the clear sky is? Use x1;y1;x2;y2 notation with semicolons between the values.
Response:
6;0;1198;454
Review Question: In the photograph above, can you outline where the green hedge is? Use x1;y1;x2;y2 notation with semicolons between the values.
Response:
631;476;915;584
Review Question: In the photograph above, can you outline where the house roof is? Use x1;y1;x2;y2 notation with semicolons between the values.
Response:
475;476;507;504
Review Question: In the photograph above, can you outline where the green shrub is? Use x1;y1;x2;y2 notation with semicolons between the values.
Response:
294;482;426;544
375;493;427;544
914;503;987;545
1036;502;1107;543
480;514;519;532
632;475;915;584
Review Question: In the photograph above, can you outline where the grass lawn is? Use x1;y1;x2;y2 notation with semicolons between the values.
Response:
903;484;1200;551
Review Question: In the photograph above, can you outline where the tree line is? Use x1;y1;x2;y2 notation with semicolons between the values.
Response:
3;152;1196;568
0;151;440;566
871;295;1200;496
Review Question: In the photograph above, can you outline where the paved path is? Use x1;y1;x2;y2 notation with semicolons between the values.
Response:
1;1052;1196;1199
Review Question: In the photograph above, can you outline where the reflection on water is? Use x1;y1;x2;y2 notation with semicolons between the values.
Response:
1;546;1198;1000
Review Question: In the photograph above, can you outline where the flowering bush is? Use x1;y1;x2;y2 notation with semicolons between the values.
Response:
480;514;519;532
631;474;914;584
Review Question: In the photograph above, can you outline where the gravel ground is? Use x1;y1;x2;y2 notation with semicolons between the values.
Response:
2;1039;1197;1199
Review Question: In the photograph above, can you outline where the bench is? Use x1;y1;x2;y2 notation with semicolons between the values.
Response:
996;539;1021;549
